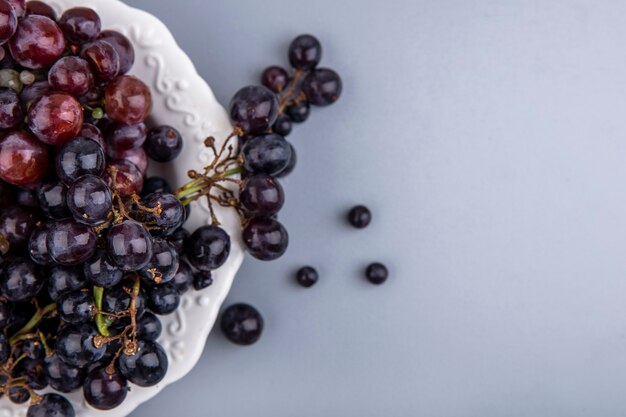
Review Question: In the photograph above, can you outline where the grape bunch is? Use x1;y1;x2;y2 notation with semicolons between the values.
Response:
0;2;211;415
0;0;342;412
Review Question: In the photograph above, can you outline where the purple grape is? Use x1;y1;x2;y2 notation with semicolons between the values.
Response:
0;87;23;129
56;137;105;184
58;7;101;44
229;85;279;136
145;125;183;162
47;219;97;266
242;216;289;261
106;221;153;271
185;225;230;272
67;174;112;226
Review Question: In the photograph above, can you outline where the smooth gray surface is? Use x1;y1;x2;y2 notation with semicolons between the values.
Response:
126;1;626;416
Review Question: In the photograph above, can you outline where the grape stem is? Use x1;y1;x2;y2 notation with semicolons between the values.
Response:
9;303;57;345
93;286;111;337
278;69;307;114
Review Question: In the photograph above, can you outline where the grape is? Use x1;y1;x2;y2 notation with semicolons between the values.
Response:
106;221;153;271
78;123;104;148
9;386;29;403
276;142;296;177
229;85;279;136
58;290;94;324
19;79;48;106
0;0;17;46
285;100;310;123
104;75;152;125
241;133;292;176
47;219;97;266
48;56;94;96
44;354;85;393
28;92;84;145
67;174;112;226
48;266;86;301
14;357;47;389
102;283;146;318
98;30;134;75
296;266;318;288
348;205;371;229
239;175;285;216
170;259;192;294
141;176;171;196
55;323;106;367
81;39;120;81
9;15;65;69
58;7;101;44
37;178;70;219
0;258;44;302
83;250;122;288
185;225;231;272
220;303;263;345
0;131;49;186
260;65;289;93
0;205;38;250
289;34;322;70
192;270;213;291
27;394;75;417
28;224;54;266
272;114;292;136
6;0;24;17
20;339;44;360
56;137;105;184
106;122;147;150
25;1;56;20
168;227;189;255
242;216;289;261
137;311;162;341
108;146;148;175
146;283;180;315
0;86;21;129
117;340;168;387
365;262;388;285
143;192;184;236
145;125;183;162
83;367;128;410
302;68;342;106
105;160;144;196
141;238;179;284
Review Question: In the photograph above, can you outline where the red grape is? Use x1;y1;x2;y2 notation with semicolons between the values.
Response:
106;122;147;150
108;146;147;175
79;123;105;149
28;92;84;145
81;40;119;81
25;1;56;20
104;75;152;125
0;131;48;186
8;15;65;69
58;7;101;44
98;30;134;75
105;160;143;196
48;56;94;96
7;0;24;17
0;0;17;45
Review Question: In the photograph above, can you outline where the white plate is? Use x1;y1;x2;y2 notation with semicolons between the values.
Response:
1;0;244;416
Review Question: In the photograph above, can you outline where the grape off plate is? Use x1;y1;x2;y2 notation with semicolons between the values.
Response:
1;0;244;416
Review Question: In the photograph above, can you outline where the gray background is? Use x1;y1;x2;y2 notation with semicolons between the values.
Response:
125;1;626;416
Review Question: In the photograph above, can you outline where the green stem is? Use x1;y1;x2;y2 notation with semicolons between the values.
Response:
93;286;111;337
9;303;56;345
221;166;244;177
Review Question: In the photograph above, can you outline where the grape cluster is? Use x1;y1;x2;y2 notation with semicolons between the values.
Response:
0;2;342;411
0;3;213;416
